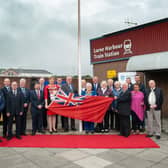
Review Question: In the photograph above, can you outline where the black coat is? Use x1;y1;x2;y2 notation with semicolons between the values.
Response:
1;86;11;113
30;90;45;113
117;90;131;116
0;91;5;112
145;87;163;111
18;87;30;105
6;89;24;115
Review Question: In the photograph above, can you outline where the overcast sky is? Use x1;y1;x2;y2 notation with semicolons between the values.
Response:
0;0;167;75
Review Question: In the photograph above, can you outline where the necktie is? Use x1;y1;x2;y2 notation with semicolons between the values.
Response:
13;90;17;96
94;84;97;90
40;85;44;91
37;90;40;99
7;87;10;92
69;84;73;91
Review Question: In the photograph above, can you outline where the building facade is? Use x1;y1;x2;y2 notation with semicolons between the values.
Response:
90;18;168;132
0;68;53;89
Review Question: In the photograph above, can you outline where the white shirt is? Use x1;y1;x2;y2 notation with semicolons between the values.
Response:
101;88;107;95
148;88;156;105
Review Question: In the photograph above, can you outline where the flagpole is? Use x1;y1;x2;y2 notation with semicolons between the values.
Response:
78;0;82;133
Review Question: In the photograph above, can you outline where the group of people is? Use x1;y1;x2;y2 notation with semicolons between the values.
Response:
81;75;163;139
0;74;163;142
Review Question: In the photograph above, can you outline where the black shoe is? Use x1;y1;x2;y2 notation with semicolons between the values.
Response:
91;131;94;134
140;127;145;132
156;135;161;140
95;129;101;133
49;131;53;134
41;130;46;134
104;129;109;133
0;139;2;142
39;130;45;134
21;133;27;136
7;136;12;141
85;131;89;134
16;136;22;140
101;129;105;133
32;132;36;136
146;134;153;137
71;128;77;131
64;129;69;132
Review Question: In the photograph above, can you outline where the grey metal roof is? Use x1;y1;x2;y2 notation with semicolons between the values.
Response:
90;17;168;41
126;51;168;72
6;68;52;74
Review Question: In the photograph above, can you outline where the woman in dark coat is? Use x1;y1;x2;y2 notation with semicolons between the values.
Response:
117;82;131;137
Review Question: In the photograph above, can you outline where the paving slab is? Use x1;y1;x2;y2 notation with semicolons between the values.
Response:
74;156;112;168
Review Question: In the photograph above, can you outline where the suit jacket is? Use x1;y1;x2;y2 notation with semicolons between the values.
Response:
30;90;45;113
6;89;24;115
145;87;163;110
128;83;134;91
0;91;5;112
92;83;101;95
18;87;30;105
61;83;77;95
117;90;131;116
1;86;11;111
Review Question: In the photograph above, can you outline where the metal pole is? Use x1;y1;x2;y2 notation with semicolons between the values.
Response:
78;0;82;133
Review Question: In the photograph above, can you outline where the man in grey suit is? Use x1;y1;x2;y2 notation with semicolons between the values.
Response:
61;76;77;132
145;80;163;139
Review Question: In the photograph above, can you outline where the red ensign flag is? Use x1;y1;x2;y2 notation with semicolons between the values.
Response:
48;96;113;123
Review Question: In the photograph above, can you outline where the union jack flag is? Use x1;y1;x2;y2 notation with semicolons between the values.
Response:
53;89;86;106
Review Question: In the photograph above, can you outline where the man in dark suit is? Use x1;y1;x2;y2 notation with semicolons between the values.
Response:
30;82;45;135
39;77;47;130
145;80;163;139
117;83;131;137
0;90;5;142
61;76;77;132
126;77;133;91
19;78;30;135
6;81;24;140
92;76;101;95
135;75;145;93
1;78;11;138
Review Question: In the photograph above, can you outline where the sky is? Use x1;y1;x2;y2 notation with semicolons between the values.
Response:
0;0;167;75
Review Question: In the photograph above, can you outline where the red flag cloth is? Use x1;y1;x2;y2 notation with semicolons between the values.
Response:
48;96;113;123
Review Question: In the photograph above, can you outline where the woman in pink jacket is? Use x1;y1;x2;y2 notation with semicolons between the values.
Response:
131;84;145;134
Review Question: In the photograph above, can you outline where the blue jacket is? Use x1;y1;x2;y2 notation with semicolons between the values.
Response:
81;90;96;96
